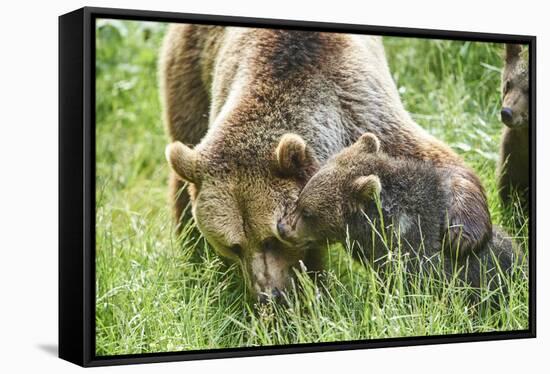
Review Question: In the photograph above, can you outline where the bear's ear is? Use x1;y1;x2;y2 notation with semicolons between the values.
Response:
275;133;318;178
165;141;201;185
351;175;381;203
356;133;381;153
505;44;522;62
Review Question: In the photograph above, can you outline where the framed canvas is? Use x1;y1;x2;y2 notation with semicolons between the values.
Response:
59;6;536;367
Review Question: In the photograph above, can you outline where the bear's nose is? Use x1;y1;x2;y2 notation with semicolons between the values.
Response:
277;220;289;240
271;288;289;306
257;293;268;304
271;287;284;298
257;288;286;304
501;107;513;125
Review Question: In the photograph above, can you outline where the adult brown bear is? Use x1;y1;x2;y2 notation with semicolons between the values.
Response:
160;25;491;301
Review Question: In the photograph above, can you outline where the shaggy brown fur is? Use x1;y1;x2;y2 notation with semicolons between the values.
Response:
498;44;530;208
160;25;492;301
279;133;516;289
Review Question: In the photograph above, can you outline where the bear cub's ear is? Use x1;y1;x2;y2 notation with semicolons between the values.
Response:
505;44;522;62
351;175;381;204
356;133;381;153
165;141;201;185
275;133;318;179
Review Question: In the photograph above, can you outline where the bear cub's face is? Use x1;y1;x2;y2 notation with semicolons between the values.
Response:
501;44;529;129
278;133;382;247
166;133;318;302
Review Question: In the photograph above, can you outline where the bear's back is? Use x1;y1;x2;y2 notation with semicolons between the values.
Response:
358;155;447;255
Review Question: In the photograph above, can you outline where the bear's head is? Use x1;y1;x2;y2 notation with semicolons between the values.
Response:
278;133;382;246
501;44;529;129
166;133;319;302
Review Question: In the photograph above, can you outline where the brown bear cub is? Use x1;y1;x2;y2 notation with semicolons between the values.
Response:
498;44;529;209
279;133;517;288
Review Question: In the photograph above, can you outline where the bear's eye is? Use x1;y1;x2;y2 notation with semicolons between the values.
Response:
504;80;512;93
228;244;242;258
301;207;316;221
261;237;281;252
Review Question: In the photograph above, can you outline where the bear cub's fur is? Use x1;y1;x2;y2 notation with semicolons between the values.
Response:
498;44;529;209
279;133;517;288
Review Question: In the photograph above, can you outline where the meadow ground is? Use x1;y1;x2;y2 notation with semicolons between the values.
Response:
95;20;529;355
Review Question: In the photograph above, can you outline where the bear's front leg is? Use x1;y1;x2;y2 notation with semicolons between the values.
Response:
444;168;492;256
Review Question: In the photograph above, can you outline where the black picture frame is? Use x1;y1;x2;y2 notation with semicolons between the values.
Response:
59;6;536;367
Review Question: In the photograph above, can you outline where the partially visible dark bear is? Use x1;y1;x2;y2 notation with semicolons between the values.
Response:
279;133;517;288
498;44;530;210
161;26;492;301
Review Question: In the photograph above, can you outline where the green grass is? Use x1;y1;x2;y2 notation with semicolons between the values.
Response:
95;21;529;356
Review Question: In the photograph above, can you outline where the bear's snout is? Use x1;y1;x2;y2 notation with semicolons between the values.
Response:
249;250;292;304
277;219;291;241
501;107;514;126
276;217;301;245
257;287;286;305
